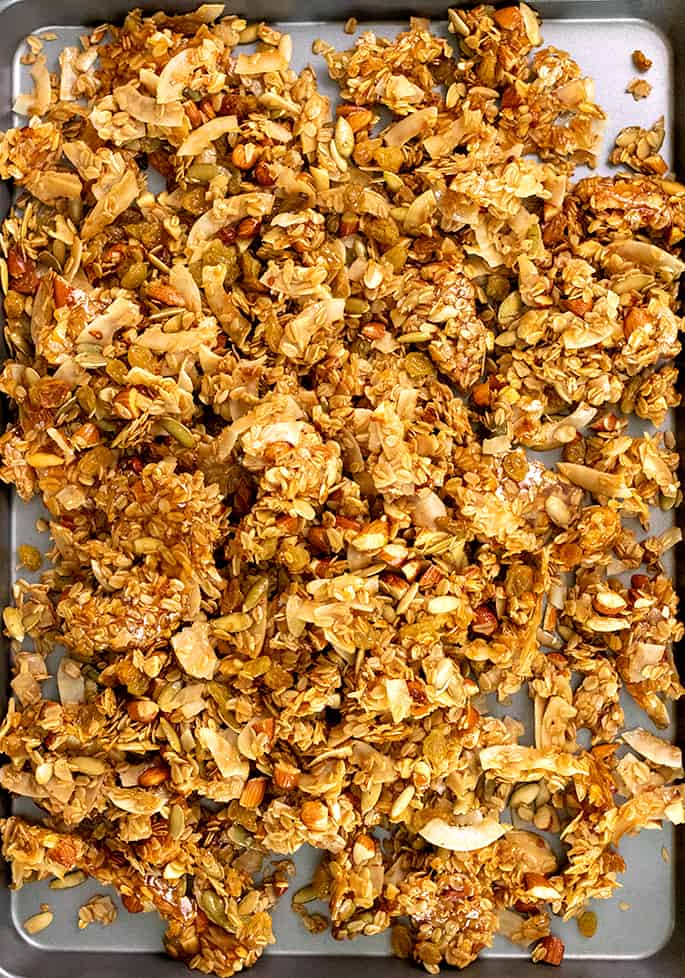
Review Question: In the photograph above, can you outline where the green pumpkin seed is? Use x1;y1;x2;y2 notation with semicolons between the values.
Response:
159;417;196;449
242;578;268;613
158;716;181;752
187;163;221;183
120;262;149;290
49;870;86;890
38;250;62;273
199;889;228;927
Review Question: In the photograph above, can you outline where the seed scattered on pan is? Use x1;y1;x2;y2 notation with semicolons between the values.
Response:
23;910;54;934
49;871;86;890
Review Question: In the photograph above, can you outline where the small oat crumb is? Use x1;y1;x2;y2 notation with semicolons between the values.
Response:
26;35;43;54
632;49;653;72
627;78;652;101
78;894;118;930
619;901;631;912
344;17;357;35
662;845;670;863
18;544;42;572
42;32;57;41
35;518;48;533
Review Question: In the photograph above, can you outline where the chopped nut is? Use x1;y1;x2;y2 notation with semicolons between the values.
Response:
532;935;565;966
126;699;159;723
137;764;169;787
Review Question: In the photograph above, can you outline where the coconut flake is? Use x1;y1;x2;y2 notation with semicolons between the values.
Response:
419;816;509;851
623;728;682;769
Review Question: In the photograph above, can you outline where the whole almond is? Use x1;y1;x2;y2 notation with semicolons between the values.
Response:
273;760;300;790
127;699;159;724
301;800;328;831
240;776;267;808
138;763;169;787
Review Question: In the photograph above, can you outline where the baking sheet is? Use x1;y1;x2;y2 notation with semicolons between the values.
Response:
4;10;678;964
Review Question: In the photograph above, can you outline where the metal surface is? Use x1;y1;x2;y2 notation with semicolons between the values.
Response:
1;3;684;978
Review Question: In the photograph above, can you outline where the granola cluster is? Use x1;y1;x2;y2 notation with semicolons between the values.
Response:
0;4;684;976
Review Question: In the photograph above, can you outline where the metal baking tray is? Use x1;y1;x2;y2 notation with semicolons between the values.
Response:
1;1;685;976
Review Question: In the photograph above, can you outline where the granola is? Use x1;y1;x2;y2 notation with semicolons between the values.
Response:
0;4;683;977
626;78;652;101
632;49;652;73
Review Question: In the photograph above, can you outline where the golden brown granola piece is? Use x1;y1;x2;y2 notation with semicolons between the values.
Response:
626;78;652;101
632;49;652;73
609;117;668;175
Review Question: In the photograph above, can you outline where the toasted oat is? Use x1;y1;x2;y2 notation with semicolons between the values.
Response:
77;894;118;930
0;4;683;977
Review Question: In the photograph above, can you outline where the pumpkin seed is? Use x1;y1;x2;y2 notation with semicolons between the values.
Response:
38;250;62;272
49;870;86;890
120;262;149;290
187;162;221;182
168;803;185;840
242;577;268;612
212;612;252;633
23;911;54;934
68;197;82;223
52;238;67;265
159;417;196;449
199;889;228;927
158;716;181;752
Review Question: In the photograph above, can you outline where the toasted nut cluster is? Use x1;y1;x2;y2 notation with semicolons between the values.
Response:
0;5;684;978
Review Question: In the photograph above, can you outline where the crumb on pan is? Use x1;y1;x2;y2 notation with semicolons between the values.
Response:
632;49;653;72
22;909;54;935
0;3;683;977
78;894;119;929
627;78;652;101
